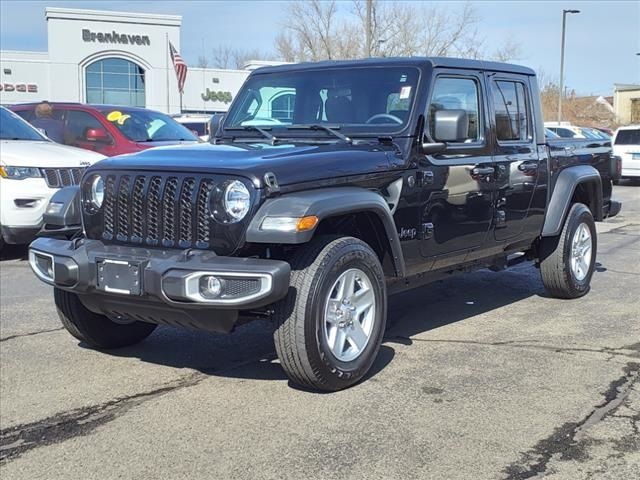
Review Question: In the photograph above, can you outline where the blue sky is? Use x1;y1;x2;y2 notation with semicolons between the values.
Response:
1;0;638;95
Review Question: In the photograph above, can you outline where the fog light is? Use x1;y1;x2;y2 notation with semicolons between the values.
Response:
199;275;223;299
29;250;55;282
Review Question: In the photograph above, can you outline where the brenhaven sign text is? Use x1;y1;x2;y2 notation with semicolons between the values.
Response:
82;29;150;46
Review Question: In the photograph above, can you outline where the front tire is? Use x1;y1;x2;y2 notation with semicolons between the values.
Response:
540;203;597;299
274;236;387;391
54;289;157;349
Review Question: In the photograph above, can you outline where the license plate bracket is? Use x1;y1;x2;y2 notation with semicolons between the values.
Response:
97;259;142;295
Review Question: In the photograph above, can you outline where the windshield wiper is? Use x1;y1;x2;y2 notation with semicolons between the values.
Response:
286;124;352;144
226;126;278;145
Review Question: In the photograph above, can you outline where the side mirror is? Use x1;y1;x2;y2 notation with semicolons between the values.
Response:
85;128;110;143
433;109;469;143
208;113;225;139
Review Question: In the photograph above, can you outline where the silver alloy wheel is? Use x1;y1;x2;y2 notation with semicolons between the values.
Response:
570;222;592;281
323;268;376;362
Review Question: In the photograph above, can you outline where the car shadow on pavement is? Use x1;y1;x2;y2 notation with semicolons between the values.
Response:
384;263;548;341
91;319;395;389
90;261;607;388
0;244;28;261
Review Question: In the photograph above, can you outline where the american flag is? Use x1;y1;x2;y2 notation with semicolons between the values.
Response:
169;42;187;94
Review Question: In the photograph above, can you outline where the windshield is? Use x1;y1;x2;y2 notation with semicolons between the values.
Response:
224;66;420;136
98;108;198;142
614;128;640;145
0;107;47;141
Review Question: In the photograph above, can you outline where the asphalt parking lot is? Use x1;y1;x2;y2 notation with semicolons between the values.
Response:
1;183;638;480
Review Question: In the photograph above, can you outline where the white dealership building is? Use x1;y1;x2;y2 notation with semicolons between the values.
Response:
0;7;270;114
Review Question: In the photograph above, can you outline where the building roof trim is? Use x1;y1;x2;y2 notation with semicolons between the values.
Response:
45;7;182;27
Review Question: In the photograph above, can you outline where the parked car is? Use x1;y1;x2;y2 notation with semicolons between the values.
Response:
545;123;586;139
30;58;621;391
10;103;199;156
579;127;611;140
612;125;640;181
0;107;104;250
545;128;560;139
172;114;211;141
595;127;614;137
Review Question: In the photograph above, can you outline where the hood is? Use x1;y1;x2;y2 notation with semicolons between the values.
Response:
134;140;200;150
91;142;395;187
0;140;105;167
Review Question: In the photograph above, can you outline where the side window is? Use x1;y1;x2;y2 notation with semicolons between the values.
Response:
64;110;110;147
492;81;530;142
428;77;481;143
14;109;34;122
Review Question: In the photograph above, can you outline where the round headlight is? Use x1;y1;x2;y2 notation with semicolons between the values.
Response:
90;175;104;209
223;180;250;222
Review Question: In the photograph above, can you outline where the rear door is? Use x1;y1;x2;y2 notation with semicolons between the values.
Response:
418;70;495;268
487;74;540;242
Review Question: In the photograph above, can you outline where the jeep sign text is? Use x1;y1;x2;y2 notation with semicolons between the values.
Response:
82;29;150;46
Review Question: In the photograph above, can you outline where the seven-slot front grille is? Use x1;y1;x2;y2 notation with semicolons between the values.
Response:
41;168;85;188
99;174;219;249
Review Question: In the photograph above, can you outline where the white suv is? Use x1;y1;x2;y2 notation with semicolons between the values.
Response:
0;107;104;251
612;125;640;181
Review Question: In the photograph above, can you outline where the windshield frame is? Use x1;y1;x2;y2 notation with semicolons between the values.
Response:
221;65;423;139
97;107;199;143
0;107;49;141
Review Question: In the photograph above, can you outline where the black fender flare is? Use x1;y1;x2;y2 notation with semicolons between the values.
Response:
246;187;405;277
542;165;602;237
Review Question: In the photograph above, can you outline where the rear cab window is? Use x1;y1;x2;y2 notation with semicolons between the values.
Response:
491;79;532;143
614;129;640;145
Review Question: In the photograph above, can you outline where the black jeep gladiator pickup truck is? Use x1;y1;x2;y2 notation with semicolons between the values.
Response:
29;58;622;391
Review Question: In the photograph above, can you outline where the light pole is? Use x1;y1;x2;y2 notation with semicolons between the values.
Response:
558;9;580;124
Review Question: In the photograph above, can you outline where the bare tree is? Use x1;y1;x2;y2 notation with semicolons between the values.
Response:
210;45;234;69
275;0;520;63
196;55;209;68
209;45;269;69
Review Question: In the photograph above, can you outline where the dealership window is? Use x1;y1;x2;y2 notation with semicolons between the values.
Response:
86;58;145;107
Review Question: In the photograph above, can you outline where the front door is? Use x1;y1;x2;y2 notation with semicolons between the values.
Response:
418;72;495;269
487;74;541;241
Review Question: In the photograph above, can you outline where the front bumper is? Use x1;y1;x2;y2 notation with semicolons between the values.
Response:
28;237;291;333
0;177;54;228
2;225;41;245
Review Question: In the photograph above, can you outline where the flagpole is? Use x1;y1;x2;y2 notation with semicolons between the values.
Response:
165;33;170;113
180;92;183;114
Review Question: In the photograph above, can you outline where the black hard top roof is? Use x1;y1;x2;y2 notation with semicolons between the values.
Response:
252;56;536;76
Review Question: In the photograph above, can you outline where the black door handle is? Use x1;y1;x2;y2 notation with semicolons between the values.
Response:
471;166;495;176
518;162;539;172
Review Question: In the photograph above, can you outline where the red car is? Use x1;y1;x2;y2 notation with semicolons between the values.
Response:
10;103;199;156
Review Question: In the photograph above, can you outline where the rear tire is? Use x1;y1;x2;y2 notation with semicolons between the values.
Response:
273;236;387;392
540;203;597;299
54;288;157;349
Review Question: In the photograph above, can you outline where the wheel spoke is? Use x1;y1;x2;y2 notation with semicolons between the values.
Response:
352;287;374;313
579;258;589;278
336;270;356;300
348;320;368;351
333;328;348;356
